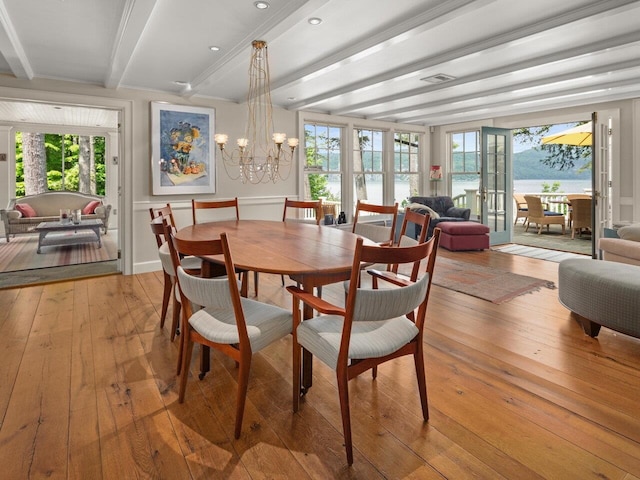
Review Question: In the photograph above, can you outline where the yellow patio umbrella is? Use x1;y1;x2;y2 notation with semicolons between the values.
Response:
541;121;592;146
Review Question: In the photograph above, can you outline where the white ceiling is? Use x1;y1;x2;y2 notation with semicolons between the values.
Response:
1;0;640;128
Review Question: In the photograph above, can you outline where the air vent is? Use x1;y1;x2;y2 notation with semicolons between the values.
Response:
421;73;456;83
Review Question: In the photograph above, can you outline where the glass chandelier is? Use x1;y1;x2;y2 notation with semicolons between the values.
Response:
215;40;298;184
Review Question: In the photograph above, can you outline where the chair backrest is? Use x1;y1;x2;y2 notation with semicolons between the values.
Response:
172;231;249;344
393;207;431;278
149;204;176;247
282;198;323;225
352;200;398;246
513;194;527;210
524;195;544;218
192;198;239;224
567;194;591;201
344;228;440;336
571;198;592;229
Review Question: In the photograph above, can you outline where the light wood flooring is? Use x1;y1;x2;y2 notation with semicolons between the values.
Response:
0;248;639;479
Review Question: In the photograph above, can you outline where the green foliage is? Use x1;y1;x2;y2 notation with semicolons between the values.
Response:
512;124;591;171
541;181;562;193
15;132;107;197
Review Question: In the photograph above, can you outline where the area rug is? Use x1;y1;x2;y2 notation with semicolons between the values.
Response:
432;256;555;304
0;232;118;272
492;244;588;263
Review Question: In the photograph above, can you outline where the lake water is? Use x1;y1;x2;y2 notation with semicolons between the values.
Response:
326;179;592;204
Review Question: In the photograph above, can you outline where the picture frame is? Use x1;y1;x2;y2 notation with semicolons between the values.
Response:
150;102;216;195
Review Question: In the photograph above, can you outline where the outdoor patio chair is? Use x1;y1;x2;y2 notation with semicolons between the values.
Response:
524;195;566;235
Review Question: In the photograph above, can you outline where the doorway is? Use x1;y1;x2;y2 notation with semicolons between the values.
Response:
0;100;121;288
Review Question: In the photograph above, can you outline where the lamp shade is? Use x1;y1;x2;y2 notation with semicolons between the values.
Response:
429;165;442;180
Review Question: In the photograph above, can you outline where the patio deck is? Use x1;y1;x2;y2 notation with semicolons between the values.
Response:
509;219;592;256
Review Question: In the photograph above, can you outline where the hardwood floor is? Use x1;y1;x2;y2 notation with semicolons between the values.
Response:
0;248;639;479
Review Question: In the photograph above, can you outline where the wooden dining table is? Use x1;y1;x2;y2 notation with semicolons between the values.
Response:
174;219;375;392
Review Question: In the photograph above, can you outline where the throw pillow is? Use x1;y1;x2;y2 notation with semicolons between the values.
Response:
617;223;640;242
15;203;37;217
82;200;101;215
407;202;440;219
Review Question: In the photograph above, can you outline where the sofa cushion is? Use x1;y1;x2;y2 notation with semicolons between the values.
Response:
83;200;101;214
617;223;640;242
15;203;37;217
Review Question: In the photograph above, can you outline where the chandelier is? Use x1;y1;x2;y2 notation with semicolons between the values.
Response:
215;40;298;184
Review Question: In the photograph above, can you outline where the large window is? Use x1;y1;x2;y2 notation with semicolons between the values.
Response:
451;130;480;201
353;128;384;209
304;123;342;216
16;131;107;197
393;132;420;207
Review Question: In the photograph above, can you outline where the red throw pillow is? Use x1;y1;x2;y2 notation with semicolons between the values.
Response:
82;200;101;215
15;203;37;217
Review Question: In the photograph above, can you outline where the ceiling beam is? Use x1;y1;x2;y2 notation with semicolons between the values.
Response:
288;0;640;110
334;31;640;117
0;0;33;79
104;0;158;89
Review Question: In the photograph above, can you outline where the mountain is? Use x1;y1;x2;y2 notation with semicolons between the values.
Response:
513;148;591;180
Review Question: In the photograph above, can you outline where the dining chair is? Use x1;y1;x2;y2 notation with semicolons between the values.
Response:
280;197;323;288
352;200;398;246
524;195;566;235
287;229;440;465
172;231;293;439
149;205;201;335
513;194;529;226
149;203;177;244
192;197;257;295
568;198;592;239
149;215;200;341
566;194;591;229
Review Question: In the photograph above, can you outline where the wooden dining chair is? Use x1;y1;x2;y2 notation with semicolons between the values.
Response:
149;215;200;341
280;198;323;288
149;204;200;335
191;197;258;295
352;200;398;246
172;231;292;439
524;195;566;235
287;229;440;465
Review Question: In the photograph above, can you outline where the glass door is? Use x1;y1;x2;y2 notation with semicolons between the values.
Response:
481;127;512;245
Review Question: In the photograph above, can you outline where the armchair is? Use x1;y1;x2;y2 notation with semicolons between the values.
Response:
408;196;470;238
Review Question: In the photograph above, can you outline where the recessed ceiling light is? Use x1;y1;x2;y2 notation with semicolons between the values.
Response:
308;17;322;25
209;46;220;52
173;81;189;85
254;1;269;9
287;97;296;101
53;106;62;110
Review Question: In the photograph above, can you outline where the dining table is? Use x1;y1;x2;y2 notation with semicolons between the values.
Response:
174;219;375;392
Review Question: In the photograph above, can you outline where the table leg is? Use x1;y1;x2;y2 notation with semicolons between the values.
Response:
94;226;102;248
37;232;45;253
301;276;316;392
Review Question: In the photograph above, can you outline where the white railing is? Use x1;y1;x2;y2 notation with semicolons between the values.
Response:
453;192;584;220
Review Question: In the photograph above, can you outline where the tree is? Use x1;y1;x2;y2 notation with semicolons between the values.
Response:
512;124;591;172
78;135;91;193
21;133;48;195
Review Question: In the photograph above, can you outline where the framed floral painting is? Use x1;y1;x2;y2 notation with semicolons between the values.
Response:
150;102;216;195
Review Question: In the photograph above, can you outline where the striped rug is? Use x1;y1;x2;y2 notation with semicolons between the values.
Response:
492;244;589;263
0;232;118;272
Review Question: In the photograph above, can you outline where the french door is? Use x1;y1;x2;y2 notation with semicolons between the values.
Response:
593;109;617;258
480;127;512;245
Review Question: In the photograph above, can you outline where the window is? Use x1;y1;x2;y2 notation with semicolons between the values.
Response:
353;128;384;210
393;132;420;207
451;130;480;201
304;123;342;217
16;131;107;197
